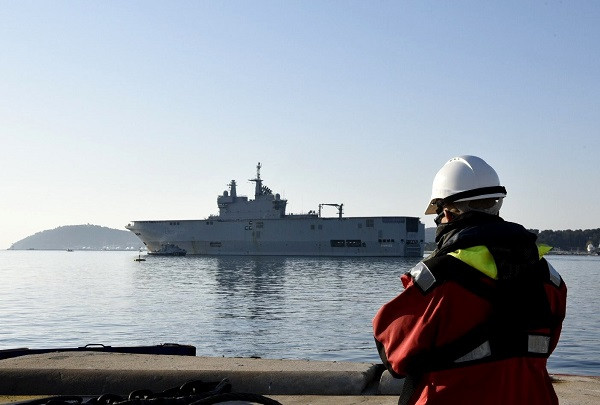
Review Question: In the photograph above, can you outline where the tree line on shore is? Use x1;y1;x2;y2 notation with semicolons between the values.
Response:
531;228;600;252
425;227;600;252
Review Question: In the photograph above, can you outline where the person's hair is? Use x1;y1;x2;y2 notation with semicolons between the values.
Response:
445;198;503;216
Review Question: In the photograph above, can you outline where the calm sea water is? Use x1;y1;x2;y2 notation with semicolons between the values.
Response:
0;251;597;376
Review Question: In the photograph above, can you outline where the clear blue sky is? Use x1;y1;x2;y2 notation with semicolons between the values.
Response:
1;1;599;249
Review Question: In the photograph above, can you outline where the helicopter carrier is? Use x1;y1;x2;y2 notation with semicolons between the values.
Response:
126;163;424;257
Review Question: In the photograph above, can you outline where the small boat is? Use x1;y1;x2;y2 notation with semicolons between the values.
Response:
149;243;187;256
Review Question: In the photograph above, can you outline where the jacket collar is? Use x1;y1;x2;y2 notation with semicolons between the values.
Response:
432;211;537;259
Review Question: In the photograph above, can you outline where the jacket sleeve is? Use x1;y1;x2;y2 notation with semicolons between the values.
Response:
372;273;441;377
543;261;568;354
373;272;492;377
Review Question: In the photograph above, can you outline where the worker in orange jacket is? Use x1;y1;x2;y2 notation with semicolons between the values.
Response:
373;155;567;405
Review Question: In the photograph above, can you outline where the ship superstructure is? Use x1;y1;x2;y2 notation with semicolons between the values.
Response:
126;163;424;257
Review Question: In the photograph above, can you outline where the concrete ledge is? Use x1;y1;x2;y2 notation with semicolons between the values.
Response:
378;370;405;395
0;352;380;396
552;374;600;405
0;352;598;405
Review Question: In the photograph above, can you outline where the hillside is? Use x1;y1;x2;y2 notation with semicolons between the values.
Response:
8;224;144;251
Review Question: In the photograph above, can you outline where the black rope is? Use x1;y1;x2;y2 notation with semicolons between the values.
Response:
190;392;283;405
13;379;282;405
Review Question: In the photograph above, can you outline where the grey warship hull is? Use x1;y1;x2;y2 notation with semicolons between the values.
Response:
126;216;423;257
126;164;424;257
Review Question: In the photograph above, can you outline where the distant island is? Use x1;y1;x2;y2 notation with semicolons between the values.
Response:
8;224;144;251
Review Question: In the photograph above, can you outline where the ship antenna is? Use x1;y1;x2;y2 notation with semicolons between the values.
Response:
250;162;263;198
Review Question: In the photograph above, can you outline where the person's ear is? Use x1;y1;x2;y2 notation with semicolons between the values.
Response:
443;208;456;222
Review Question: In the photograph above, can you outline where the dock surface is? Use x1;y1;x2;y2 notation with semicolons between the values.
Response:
0;352;598;404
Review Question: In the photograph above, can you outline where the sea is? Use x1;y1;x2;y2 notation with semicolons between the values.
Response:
0;250;597;376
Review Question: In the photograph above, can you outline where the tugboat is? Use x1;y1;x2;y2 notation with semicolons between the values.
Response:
149;244;187;256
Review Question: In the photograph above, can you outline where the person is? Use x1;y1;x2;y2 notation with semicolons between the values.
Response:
373;155;567;405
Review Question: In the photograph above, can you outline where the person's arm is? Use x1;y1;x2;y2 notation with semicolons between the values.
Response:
373;271;492;377
373;273;441;377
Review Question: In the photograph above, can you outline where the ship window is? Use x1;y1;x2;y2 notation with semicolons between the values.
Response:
406;217;419;232
346;240;362;247
256;221;264;228
330;240;345;247
311;225;315;230
358;223;362;229
366;219;374;227
318;225;323;230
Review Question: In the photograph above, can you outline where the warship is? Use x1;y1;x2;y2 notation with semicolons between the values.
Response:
126;163;424;257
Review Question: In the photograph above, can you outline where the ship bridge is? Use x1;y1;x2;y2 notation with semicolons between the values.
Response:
216;162;287;220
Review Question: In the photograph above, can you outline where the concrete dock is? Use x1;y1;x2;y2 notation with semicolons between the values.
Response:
0;352;598;404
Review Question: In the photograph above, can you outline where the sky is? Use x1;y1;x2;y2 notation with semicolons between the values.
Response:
1;1;599;249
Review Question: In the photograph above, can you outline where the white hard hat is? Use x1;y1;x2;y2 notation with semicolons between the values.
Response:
425;155;507;215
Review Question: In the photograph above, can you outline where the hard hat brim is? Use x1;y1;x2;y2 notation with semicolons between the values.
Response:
424;201;438;215
424;192;506;215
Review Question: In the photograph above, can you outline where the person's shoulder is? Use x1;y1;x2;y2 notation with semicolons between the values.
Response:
410;255;473;293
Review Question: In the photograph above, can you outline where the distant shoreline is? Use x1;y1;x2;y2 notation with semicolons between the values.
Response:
5;248;145;252
546;250;599;256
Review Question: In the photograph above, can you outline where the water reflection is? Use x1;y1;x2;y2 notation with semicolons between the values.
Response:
208;257;287;357
203;256;421;360
213;256;287;298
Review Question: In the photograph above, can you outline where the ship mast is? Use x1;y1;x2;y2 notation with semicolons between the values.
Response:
250;162;263;198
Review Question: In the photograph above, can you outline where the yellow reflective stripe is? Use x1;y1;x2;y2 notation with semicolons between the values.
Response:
449;244;552;280
448;245;498;280
537;244;553;259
